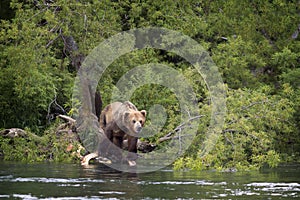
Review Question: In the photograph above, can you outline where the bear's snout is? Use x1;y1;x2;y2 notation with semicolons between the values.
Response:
133;121;143;133
136;126;142;133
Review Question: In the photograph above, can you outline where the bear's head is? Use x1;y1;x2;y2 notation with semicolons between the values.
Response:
123;110;147;134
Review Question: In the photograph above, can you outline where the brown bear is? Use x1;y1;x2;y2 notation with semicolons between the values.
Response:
99;101;147;166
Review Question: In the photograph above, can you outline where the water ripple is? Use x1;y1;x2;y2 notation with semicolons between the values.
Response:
0;176;105;184
137;180;227;186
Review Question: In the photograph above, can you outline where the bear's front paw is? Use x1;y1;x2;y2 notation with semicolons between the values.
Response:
128;160;136;166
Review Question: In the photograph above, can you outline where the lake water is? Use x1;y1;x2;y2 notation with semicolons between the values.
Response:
0;161;299;199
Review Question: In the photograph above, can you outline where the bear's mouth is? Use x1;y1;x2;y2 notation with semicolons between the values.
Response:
136;126;142;133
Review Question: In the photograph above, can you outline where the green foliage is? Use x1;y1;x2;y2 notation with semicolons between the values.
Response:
212;36;265;88
0;0;121;132
175;86;297;170
0;124;83;163
173;157;206;171
0;0;299;169
204;0;299;88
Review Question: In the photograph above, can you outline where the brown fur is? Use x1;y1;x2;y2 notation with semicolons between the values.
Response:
99;101;146;166
99;101;138;129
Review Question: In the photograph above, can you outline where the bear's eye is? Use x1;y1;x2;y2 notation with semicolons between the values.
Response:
139;120;143;124
132;120;136;124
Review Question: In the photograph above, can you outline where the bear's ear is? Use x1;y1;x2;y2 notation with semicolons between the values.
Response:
140;110;147;118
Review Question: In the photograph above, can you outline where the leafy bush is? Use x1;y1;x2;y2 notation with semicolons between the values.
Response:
175;86;298;170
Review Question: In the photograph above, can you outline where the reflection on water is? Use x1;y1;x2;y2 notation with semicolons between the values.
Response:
0;161;299;199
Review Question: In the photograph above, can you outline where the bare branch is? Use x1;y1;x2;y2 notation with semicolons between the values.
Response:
57;114;76;123
241;100;268;110
25;8;48;22
158;115;205;143
0;128;27;138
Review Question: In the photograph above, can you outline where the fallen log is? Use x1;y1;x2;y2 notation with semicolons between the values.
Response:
0;114;203;164
123;139;156;153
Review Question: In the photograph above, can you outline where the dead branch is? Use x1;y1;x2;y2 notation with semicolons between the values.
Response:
241;100;268;110
0;128;44;143
158;115;205;143
158;134;194;143
57;114;76;123
0;128;27;138
46;34;61;48
47;89;67;123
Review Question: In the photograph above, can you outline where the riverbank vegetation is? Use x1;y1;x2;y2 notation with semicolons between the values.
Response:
0;0;299;170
